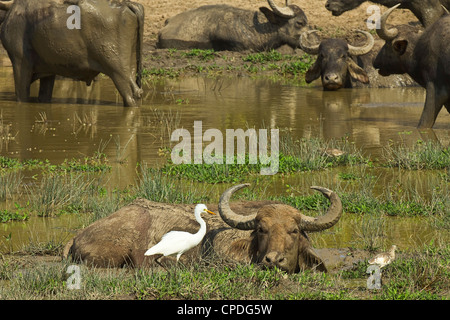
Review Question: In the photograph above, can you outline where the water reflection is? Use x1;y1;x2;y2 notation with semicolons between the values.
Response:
1;67;449;171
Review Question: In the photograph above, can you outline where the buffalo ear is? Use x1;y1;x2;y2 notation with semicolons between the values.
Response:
305;60;321;83
259;7;283;25
392;39;408;55
347;57;369;83
227;238;258;262
298;247;327;272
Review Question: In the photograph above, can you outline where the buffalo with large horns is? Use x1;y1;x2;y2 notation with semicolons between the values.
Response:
157;0;310;51
325;0;449;27
373;4;450;128
63;184;343;273
300;30;375;90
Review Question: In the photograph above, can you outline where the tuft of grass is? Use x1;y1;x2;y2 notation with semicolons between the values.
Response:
243;50;284;63
181;49;216;61
383;140;450;170
0;171;23;201
27;173;95;217
133;164;211;204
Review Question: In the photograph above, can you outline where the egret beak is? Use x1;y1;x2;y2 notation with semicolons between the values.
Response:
205;209;216;215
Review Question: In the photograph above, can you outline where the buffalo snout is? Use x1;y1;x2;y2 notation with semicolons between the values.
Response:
325;0;343;16
323;72;343;90
263;251;288;269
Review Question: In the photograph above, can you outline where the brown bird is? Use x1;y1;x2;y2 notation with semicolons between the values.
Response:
368;245;397;268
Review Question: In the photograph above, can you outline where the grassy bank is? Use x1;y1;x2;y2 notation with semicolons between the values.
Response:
1;242;448;300
143;49;315;85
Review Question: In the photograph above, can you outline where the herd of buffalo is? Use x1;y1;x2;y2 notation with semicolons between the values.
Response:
0;0;448;272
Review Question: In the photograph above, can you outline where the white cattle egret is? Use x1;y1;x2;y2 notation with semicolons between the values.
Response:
144;204;215;267
368;245;397;269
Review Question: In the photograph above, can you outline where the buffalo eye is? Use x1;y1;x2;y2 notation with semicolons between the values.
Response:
289;228;300;235
295;20;305;28
257;226;267;234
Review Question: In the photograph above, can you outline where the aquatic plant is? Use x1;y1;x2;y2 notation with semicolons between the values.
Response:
27;173;95;217
134;164;210;204
0;203;29;223
0;171;23;201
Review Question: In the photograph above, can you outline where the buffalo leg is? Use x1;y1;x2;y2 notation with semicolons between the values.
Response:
11;58;33;102
109;72;140;107
38;76;56;103
418;82;445;129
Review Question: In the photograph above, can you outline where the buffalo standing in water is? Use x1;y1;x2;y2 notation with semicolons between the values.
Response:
300;30;375;90
0;0;144;107
373;5;450;128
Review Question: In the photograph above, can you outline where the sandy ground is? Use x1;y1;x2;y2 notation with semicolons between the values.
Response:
139;0;418;47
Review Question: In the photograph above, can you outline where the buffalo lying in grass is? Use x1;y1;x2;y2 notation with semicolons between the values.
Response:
157;0;310;51
64;184;343;273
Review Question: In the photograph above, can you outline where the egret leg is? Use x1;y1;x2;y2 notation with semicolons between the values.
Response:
154;255;169;272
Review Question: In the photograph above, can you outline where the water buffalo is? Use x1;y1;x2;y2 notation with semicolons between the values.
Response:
300;30;375;90
0;0;144;107
325;0;448;27
157;0;309;51
63;184;343;273
373;4;450;128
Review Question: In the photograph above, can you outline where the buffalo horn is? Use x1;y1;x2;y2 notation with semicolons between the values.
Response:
376;4;400;41
267;0;295;18
299;30;320;55
296;186;343;232
348;30;375;56
0;0;13;10
218;183;257;230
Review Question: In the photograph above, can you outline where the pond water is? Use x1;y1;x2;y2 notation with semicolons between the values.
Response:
0;62;449;253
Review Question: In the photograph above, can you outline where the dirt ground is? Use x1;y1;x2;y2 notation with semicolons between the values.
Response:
139;0;417;48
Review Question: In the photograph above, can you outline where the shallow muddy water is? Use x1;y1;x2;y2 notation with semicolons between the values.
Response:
0;63;449;253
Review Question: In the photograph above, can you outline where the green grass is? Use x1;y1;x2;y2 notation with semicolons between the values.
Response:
159;150;356;183
0;171;23;201
0;203;29;223
142;49;316;84
0;137;448;299
134;164;211;204
383;140;450;170
181;49;216;61
159;135;368;183
1;243;448;299
242;50;285;63
0;154;110;173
